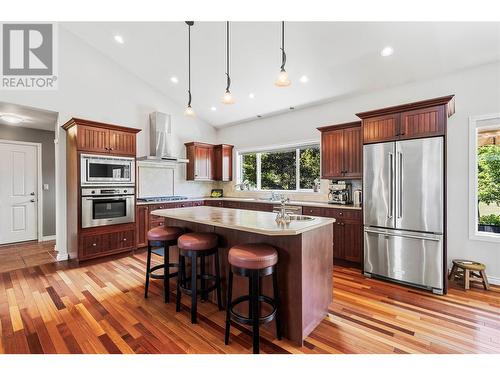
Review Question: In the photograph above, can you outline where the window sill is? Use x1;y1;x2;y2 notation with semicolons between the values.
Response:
469;232;500;244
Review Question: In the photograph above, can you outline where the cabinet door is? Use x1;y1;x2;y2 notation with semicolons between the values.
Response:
136;205;149;248
342;126;362;178
77;125;109;153
321;129;344;179
362;114;400;144
220;145;233;181
195;146;213;180
81;233;106;258
400;105;445;140
343;222;362;263
332;223;345;260
109;129;136;156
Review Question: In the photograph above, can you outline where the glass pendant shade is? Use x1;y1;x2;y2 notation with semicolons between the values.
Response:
275;69;291;87
184;105;195;117
222;90;235;104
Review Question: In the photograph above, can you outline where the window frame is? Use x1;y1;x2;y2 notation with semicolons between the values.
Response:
468;113;500;243
236;140;320;193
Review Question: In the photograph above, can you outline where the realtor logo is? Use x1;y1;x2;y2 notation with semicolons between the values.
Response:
1;23;58;89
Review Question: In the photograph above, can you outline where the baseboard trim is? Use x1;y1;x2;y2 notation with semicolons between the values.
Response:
487;275;500;286
41;235;56;242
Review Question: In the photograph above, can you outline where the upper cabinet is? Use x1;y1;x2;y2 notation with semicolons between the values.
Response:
317;122;362;180
63;118;140;156
356;95;455;144
185;142;234;181
213;144;234;181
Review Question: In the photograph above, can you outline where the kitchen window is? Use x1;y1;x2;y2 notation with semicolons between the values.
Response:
238;143;320;191
469;114;500;242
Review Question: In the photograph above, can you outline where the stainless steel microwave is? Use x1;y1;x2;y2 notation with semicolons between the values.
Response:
81;154;135;186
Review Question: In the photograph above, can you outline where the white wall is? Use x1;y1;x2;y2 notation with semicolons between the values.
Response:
217;61;500;283
0;27;217;259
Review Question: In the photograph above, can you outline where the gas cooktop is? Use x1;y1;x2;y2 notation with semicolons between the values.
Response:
137;196;189;202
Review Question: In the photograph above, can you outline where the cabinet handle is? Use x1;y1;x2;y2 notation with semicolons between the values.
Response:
123;238;127;241
92;243;97;247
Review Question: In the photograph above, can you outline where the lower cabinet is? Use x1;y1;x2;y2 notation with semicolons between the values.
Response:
136;205;149;248
80;226;135;260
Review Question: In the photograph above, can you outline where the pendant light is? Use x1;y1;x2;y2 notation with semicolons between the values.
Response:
184;21;195;117
222;21;235;104
275;21;291;87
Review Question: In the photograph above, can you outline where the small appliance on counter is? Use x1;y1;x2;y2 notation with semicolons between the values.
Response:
210;189;223;198
353;189;362;206
328;181;352;205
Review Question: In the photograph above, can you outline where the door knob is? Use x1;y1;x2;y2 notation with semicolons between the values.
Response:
30;192;35;196
30;199;36;203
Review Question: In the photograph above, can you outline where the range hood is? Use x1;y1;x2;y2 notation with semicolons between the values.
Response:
137;112;189;163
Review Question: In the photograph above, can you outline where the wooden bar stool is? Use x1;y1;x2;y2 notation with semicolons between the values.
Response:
449;259;490;290
176;232;223;324
144;226;184;303
224;243;281;354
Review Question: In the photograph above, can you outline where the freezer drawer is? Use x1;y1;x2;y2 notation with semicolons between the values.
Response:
364;227;443;292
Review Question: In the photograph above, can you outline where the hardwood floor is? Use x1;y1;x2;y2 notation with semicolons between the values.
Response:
0;241;57;274
0;248;498;354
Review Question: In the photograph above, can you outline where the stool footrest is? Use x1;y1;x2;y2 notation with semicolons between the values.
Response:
179;274;218;296
149;263;178;280
229;294;277;326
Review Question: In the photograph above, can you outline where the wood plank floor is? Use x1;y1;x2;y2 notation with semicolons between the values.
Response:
0;245;498;354
0;240;57;274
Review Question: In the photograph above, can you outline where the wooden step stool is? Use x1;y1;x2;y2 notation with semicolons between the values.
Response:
448;259;490;290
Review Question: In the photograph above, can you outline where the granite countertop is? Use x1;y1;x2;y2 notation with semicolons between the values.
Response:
138;196;362;210
150;206;335;236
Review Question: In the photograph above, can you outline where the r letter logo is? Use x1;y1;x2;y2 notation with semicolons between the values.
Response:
1;23;58;89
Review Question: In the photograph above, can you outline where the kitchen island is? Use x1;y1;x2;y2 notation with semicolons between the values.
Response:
151;206;335;346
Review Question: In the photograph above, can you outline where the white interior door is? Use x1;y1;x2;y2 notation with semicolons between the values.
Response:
0;141;38;244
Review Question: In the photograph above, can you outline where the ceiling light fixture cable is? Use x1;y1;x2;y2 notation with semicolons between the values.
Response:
185;21;195;116
275;21;291;87
222;21;235;104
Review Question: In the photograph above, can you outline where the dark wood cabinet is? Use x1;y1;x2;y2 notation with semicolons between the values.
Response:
361;114;400;144
185;142;214;181
356;95;455;144
109;129;137;156
62;118;141;261
317;121;362;179
136;205;149;248
213;144;234;181
64;118;140;156
400;105;446;139
185;142;234;181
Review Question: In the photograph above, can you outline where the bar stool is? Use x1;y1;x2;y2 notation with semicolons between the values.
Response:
224;243;281;354
176;232;223;323
144;226;184;303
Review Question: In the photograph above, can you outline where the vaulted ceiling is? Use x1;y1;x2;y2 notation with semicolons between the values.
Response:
63;22;500;127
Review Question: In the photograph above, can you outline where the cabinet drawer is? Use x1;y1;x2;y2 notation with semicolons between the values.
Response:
223;201;241;209
204;200;223;207
323;208;362;221
81;234;106;257
302;206;323;216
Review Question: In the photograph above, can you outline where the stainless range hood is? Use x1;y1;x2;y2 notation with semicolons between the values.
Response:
137;112;189;163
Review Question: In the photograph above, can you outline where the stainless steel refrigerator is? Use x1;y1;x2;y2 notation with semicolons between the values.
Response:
363;137;445;294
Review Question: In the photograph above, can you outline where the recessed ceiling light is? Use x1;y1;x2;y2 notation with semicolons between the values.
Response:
257;115;262;118
248;93;255;99
289;106;295;110
170;76;179;84
380;46;394;57
114;35;124;44
210;106;217;111
299;75;309;83
0;114;24;124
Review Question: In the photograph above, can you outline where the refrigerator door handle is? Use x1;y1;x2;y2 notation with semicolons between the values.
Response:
397;151;403;219
364;228;441;241
388;152;394;219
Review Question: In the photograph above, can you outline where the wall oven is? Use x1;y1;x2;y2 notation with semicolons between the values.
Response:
81;154;135;186
81;187;135;228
